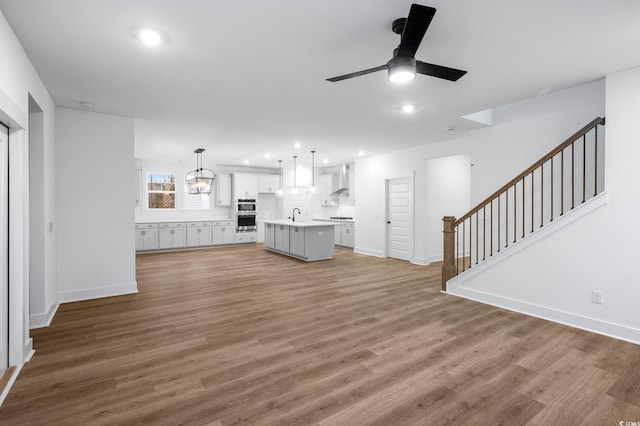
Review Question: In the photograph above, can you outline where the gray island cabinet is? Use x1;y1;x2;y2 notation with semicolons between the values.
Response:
264;220;335;261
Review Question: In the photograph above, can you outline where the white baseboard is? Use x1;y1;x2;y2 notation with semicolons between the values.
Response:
30;297;60;329
354;247;385;258
58;281;138;303
442;191;640;344
444;286;640;345
411;257;430;266
426;255;443;264
0;362;24;407
24;338;33;358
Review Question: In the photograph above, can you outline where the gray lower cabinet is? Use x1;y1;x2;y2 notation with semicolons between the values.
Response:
137;220;257;252
334;222;355;248
158;222;186;249
340;223;355;248
264;221;334;261
135;223;158;251
274;224;290;252
186;222;212;247
265;223;275;248
212;221;235;245
235;232;257;243
290;227;305;257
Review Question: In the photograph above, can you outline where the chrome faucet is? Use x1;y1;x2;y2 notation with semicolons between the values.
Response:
292;208;301;222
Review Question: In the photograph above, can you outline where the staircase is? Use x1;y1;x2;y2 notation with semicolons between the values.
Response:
441;117;606;290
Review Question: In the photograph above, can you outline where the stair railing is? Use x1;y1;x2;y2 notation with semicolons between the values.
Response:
442;117;605;290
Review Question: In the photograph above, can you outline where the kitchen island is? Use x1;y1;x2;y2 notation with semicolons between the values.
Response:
263;220;335;261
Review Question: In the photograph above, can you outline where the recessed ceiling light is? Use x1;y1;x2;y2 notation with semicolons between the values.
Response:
294;142;301;149
402;104;415;113
322;159;328;164
264;152;271;158
243;160;250;165
138;28;164;47
358;151;364;157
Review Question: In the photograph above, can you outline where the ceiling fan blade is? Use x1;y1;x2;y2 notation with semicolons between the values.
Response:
326;65;387;82
397;4;436;57
416;61;467;81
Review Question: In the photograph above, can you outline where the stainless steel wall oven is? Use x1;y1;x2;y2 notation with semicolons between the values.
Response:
236;198;257;232
236;213;257;232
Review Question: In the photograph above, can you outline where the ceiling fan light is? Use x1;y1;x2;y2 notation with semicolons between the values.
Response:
387;56;416;83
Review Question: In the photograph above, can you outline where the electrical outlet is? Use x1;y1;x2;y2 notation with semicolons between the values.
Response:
592;290;603;305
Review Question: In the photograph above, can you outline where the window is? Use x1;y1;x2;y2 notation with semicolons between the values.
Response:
147;173;175;209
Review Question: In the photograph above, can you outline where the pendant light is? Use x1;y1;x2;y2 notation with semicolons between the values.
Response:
185;148;215;195
275;160;284;198
291;155;299;195
309;150;318;194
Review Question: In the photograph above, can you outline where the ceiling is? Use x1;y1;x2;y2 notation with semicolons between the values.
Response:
1;0;639;169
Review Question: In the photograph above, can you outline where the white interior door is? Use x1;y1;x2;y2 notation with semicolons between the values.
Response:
0;123;8;374
386;177;412;261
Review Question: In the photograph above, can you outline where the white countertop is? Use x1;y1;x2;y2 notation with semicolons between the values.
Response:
312;218;355;224
263;219;336;228
136;218;233;224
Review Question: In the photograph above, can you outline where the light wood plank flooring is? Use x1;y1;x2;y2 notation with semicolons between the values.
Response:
1;244;639;425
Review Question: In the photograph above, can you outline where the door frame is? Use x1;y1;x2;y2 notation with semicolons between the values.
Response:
385;174;415;261
0;121;8;375
0;102;31;370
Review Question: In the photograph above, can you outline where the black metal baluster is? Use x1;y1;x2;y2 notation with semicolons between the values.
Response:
561;149;565;216
505;189;509;248
497;195;501;252
475;212;479;264
456;223;460;274
490;200;493;257
571;142;575;210
582;134;586;203
521;177;525;238
550;156;554;222
531;171;534;234
594;127;598;196
463;221;466;271
483;205;486;261
513;184;517;243
540;163;544;228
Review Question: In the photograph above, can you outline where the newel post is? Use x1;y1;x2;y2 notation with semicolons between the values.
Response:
442;216;456;291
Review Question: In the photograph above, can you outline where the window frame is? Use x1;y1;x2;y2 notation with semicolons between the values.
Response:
145;172;177;210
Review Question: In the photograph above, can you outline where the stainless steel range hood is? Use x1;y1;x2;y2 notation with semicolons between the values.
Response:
329;164;350;197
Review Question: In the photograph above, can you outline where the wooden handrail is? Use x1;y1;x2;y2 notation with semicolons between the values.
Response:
454;116;605;226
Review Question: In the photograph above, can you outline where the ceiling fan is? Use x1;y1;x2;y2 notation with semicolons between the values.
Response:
326;4;467;84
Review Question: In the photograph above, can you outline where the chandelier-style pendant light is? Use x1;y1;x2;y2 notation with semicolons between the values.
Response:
276;160;284;198
185;148;215;195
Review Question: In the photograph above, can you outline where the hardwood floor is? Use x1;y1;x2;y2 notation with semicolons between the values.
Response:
1;244;639;425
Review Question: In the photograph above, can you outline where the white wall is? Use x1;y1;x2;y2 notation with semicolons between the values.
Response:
468;80;605;204
56;108;136;302
355;79;604;265
355;138;472;263
447;68;640;343
0;9;56;364
425;154;471;263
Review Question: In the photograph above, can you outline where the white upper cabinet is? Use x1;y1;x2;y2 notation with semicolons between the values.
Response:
318;174;338;207
233;173;259;198
216;173;232;206
258;174;280;194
